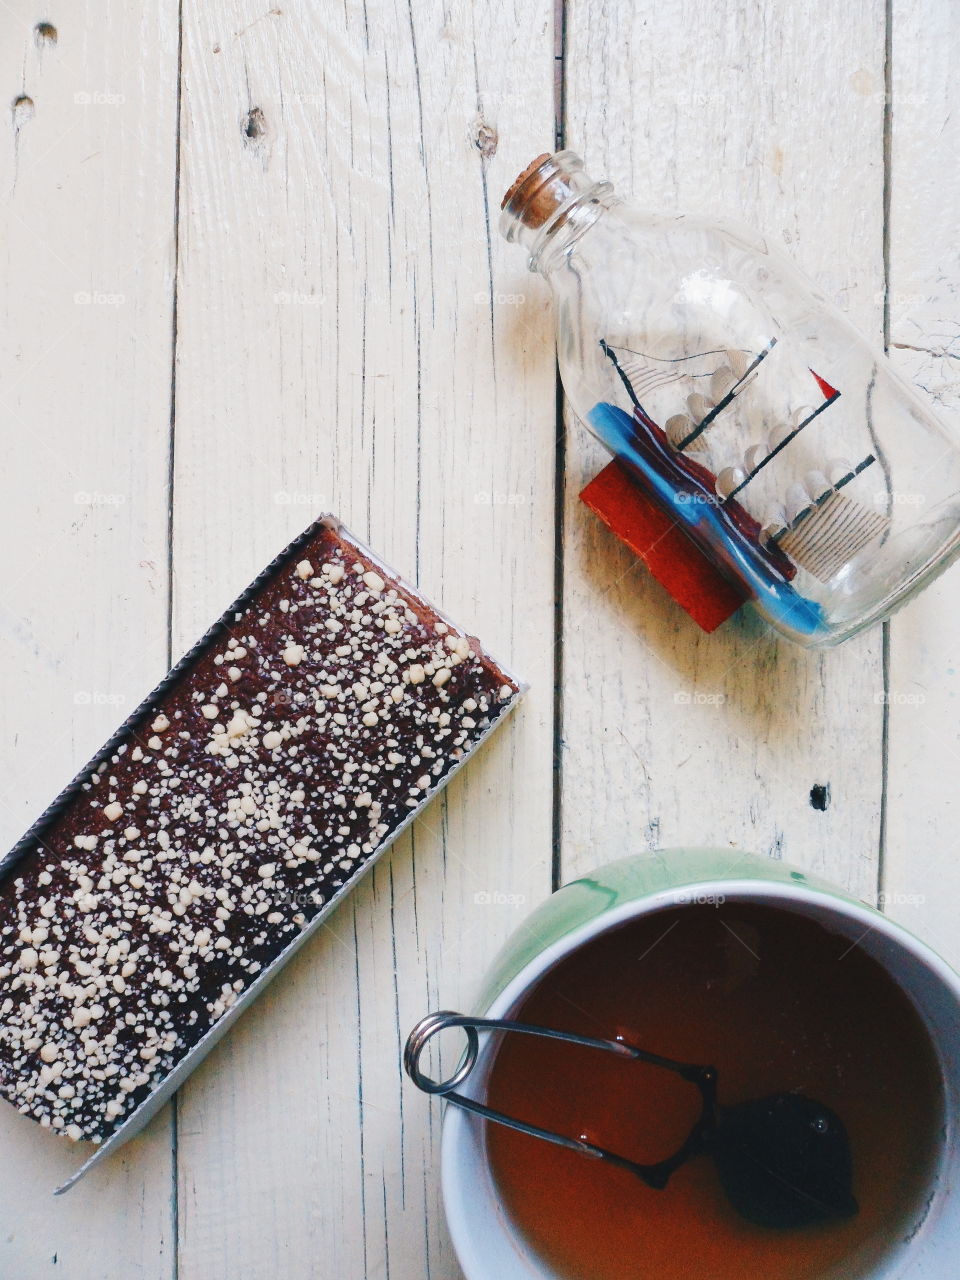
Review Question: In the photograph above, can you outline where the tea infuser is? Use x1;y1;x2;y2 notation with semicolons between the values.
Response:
404;1010;858;1230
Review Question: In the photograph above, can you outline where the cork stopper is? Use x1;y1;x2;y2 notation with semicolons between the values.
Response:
500;154;555;227
500;152;587;232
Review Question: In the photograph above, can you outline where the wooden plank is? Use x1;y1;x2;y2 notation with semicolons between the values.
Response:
883;0;960;963
171;2;555;1276
0;1;178;1274
560;0;888;900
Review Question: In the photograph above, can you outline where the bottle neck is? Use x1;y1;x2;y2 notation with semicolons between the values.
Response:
499;150;617;274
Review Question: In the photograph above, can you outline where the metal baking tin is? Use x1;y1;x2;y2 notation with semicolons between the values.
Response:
0;514;526;1193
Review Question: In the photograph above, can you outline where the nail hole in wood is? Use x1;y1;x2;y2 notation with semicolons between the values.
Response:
35;21;57;46
244;106;266;142
12;95;35;128
809;783;831;811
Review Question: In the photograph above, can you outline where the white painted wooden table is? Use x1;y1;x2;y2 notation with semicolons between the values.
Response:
0;1;958;1276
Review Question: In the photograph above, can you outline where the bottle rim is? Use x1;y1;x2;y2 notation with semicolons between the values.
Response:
499;150;614;268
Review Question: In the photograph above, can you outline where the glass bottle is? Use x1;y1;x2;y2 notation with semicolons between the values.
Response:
500;151;960;646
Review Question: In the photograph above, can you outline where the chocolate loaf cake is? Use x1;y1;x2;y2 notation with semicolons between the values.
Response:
0;516;521;1147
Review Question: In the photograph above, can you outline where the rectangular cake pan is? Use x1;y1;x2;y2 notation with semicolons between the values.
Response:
0;514;525;1193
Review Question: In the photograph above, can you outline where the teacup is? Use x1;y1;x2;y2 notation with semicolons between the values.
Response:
439;850;960;1278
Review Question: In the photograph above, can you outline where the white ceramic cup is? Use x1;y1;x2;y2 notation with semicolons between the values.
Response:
440;851;960;1279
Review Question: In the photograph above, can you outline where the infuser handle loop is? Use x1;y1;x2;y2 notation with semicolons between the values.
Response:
403;1010;482;1094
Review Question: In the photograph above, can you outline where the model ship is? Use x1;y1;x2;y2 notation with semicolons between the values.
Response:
589;338;891;637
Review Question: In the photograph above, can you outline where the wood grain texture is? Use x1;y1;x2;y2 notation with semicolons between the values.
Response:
0;1;179;1275
1;0;959;1276
559;0;888;899
883;0;960;962
170;3;555;1277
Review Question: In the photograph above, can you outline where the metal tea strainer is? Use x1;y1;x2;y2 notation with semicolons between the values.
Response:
404;1010;858;1230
